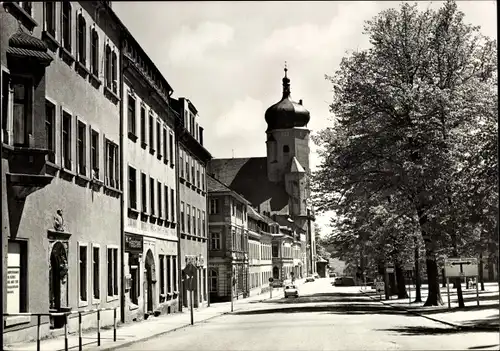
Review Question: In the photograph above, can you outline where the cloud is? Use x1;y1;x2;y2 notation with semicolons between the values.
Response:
214;97;267;137
168;22;234;64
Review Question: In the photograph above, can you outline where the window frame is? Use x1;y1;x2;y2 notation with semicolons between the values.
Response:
77;13;86;65
90;28;99;76
61;1;72;52
78;242;89;307
105;139;119;189
127;93;137;137
45;99;56;163
90;129;99;179
106;246;119;301
44;1;56;37
128;166;137;210
92;244;101;302
61;109;72;170
77;119;87;176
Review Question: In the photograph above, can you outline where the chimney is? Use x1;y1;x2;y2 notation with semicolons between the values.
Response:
299;99;303;105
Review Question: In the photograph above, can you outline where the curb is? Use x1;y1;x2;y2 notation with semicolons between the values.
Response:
359;290;499;332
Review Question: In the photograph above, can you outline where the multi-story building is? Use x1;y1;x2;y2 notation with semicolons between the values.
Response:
207;175;250;302
171;97;211;309
247;207;273;296
121;27;179;322
2;1;121;342
208;66;316;284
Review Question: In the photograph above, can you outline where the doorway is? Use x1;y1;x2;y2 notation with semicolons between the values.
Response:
144;250;155;314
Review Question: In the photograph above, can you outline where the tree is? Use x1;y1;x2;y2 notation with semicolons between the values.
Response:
313;0;497;306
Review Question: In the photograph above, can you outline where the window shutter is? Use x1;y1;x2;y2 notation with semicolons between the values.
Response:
103;132;108;186
59;106;64;166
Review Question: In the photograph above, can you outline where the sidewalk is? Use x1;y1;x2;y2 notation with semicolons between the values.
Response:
361;282;499;331
4;283;293;351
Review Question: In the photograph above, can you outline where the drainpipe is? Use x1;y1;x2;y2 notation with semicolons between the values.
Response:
173;107;182;313
206;172;210;307
119;33;125;323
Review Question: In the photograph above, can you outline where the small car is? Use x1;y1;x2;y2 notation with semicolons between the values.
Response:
284;284;299;298
305;276;315;282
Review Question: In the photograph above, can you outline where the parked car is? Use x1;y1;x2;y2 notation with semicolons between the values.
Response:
334;276;356;286
329;272;337;278
305;276;315;283
284;284;299;298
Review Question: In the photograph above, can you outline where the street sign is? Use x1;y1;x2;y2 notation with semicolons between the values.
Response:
375;282;385;294
268;277;274;283
444;258;478;278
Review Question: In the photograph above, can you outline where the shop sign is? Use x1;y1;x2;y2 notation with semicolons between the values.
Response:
125;233;143;253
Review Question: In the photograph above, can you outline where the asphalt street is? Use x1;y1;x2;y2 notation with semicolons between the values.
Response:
120;279;499;351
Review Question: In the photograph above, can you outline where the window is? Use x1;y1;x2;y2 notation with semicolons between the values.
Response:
20;1;32;16
128;94;136;136
180;202;185;231
62;111;72;169
107;247;118;297
195;122;199;141
272;244;279;258
191;158;195;183
157;181;162;218
62;1;72;51
12;77;32;146
185;154;190;182
164;185;169;221
77;121;86;175
2;72;9;139
202;212;206;237
170;189;175;221
192;207;196;235
209;270;217;293
105;140;119;188
111;52;117;92
172;256;177;291
128;166;137;209
283;145;290;153
45;100;56;163
179;150;184;177
149;113;154;150
90;29;99;75
79;244;88;302
169;133;174;165
7;240;28;313
105;45;112;89
93;246;100;300
210;233;220;250
159;255;165;300
140;105;146;145
196;162;200;188
163;128;167;163
91;130;99;179
77;14;86;64
209;199;219;214
166;256;172;292
201;168;205;191
150;177;155;216
45;2;56;37
141;173;147;213
197;209;201;236
156;120;161;156
186;205;191;233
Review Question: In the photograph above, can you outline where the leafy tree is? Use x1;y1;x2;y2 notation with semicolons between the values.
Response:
313;0;497;306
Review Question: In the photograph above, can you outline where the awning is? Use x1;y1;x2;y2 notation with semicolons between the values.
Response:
7;29;53;65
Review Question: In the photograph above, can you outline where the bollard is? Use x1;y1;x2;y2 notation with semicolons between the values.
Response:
97;309;101;346
37;315;41;351
113;308;117;342
78;312;82;351
64;313;69;351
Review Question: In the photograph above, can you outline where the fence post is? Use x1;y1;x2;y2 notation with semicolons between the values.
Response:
113;308;117;342
97;309;101;346
78;312;82;351
37;315;41;351
64;313;69;351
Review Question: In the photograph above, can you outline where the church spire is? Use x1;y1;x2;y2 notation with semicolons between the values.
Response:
282;61;290;98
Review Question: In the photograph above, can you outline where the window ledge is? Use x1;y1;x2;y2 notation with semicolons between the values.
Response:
163;158;168;165
157;153;162;160
104;185;122;196
60;167;76;179
92;298;101;305
179;177;185;184
76;173;91;187
76;61;90;79
46;161;61;171
149;148;155;156
128;208;140;219
90;178;104;191
60;47;75;66
128;132;138;143
42;31;60;52
89;73;102;88
140;212;150;222
3;3;38;32
170;163;175;169
78;300;89;308
106;295;119;303
104;86;120;104
4;315;31;327
141;141;147;150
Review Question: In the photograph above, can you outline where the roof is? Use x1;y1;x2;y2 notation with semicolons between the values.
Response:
290;157;305;173
207;174;250;205
247;206;265;222
208;157;290;213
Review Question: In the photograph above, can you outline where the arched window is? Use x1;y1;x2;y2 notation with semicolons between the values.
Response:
77;14;86;64
273;266;279;279
62;1;72;51
283;145;290;153
209;269;218;292
90;29;99;75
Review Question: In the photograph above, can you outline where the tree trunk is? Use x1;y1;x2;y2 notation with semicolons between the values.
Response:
395;264;408;299
414;237;422;302
479;253;485;291
389;272;397;295
384;265;390;300
442;268;446;287
451;233;465;308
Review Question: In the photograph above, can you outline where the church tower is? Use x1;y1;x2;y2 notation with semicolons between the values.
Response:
264;65;311;217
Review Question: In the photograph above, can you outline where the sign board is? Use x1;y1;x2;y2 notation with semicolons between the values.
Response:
183;262;197;291
268;277;274;283
375;282;385;294
386;268;394;273
125;233;143;253
444;258;478;277
7;242;21;314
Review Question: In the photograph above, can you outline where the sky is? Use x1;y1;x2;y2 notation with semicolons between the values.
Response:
112;0;497;236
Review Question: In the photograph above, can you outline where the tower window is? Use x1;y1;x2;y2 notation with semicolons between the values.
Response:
283;145;290;153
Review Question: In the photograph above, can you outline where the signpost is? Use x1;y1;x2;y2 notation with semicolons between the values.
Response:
183;263;197;325
444;258;480;308
375;282;385;301
268;277;274;299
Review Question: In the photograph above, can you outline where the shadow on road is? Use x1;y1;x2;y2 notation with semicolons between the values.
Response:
467;344;499;350
378;326;483;335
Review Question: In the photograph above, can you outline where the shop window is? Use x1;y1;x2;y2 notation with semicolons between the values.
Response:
93;246;100;300
7;240;28;314
79;244;88;303
107;247;118;297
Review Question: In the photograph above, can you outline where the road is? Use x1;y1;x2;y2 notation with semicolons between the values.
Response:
121;279;499;351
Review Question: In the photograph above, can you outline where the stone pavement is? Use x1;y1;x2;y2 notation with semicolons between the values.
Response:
4;280;305;351
361;282;499;331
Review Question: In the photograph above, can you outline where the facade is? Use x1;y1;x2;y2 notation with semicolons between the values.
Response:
2;1;121;342
207;175;250;302
121;30;179;322
171;97;211;309
208;67;316;288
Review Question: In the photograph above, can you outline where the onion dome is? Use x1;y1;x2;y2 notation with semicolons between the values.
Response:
265;64;310;131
